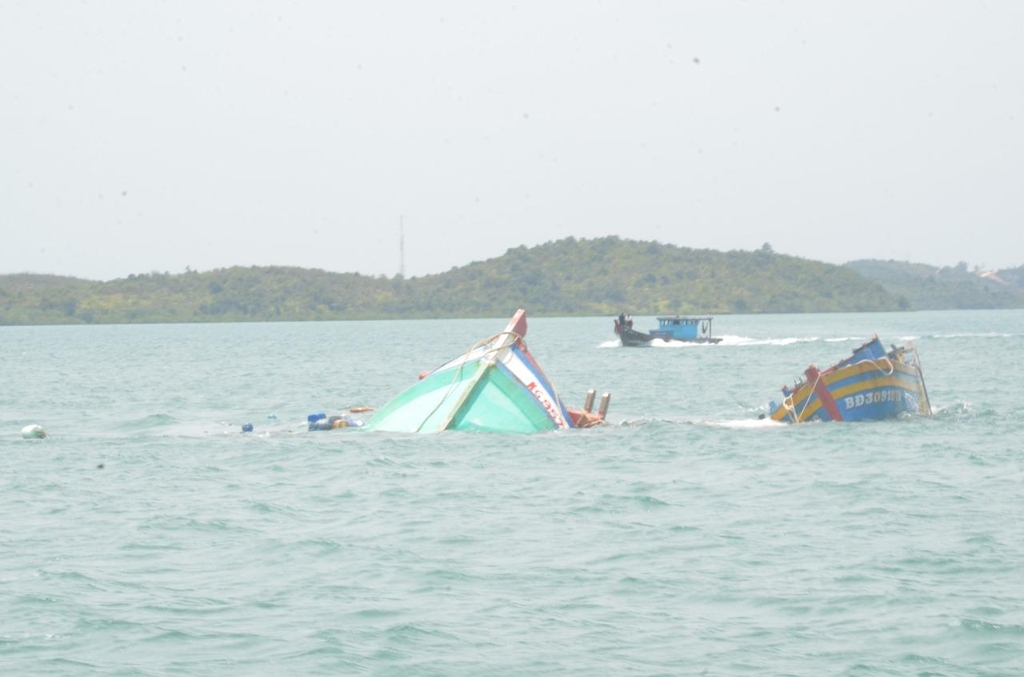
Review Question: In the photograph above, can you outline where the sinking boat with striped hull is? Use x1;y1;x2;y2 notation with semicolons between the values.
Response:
768;336;931;423
364;309;609;433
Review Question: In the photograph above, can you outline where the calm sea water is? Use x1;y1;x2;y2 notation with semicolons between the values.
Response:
2;311;1022;676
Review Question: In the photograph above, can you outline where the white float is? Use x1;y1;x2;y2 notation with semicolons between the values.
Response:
20;424;48;439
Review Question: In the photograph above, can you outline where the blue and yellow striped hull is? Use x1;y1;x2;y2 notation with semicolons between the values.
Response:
769;338;931;423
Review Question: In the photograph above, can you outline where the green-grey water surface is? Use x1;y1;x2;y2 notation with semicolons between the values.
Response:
2;311;1022;675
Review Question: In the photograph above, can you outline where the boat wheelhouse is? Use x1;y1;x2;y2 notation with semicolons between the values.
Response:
649;316;721;343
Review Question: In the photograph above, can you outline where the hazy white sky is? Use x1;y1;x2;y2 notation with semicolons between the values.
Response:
2;1;1022;281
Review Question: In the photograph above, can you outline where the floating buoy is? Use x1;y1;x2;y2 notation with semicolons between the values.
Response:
21;424;48;439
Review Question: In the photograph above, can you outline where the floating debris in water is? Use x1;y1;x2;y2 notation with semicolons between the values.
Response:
21;424;47;439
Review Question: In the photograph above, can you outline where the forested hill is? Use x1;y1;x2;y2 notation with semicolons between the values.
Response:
1;236;1010;325
844;259;1024;310
414;239;901;316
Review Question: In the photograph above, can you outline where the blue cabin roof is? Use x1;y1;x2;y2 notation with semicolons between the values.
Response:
656;316;712;326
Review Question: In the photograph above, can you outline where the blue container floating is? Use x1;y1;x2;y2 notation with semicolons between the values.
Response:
308;413;365;431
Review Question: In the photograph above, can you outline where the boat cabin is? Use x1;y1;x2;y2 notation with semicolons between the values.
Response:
649;316;714;342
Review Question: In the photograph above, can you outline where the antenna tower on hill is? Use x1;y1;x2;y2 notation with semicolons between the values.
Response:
399;216;406;278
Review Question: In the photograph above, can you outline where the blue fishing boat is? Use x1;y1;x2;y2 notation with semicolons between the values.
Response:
614;313;722;346
767;336;932;423
363;309;609;433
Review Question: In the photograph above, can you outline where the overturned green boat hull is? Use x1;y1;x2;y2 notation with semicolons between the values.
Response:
363;309;579;434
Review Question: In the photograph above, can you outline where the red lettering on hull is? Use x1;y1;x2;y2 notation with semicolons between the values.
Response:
525;380;567;428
